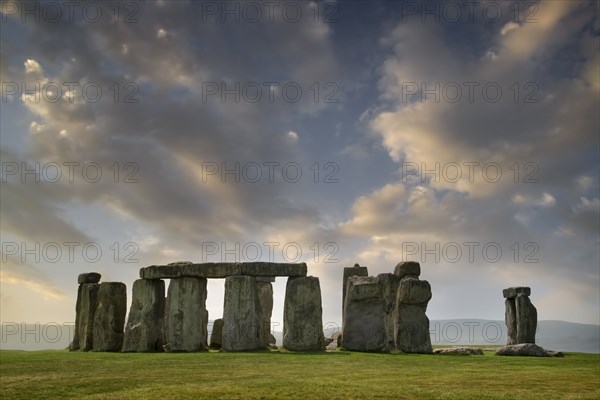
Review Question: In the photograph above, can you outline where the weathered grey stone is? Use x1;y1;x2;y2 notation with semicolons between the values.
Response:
75;283;99;351
495;343;563;357
222;276;263;351
256;280;274;348
93;282;127;352
203;309;209;348
122;279;165;352
515;293;537;343
397;277;431;305
502;287;531;299
433;347;484;355
342;276;386;352
209;318;224;350
395;304;432;354
140;262;307;279
377;273;401;351
69;284;83;351
164;277;208;352
256;277;275;282
78;272;101;284
505;298;517;345
342;264;369;313
283;276;325;351
394;261;421;280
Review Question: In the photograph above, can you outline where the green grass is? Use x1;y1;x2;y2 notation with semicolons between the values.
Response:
1;348;598;399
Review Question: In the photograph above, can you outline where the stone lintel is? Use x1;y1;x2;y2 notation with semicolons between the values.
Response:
140;262;306;279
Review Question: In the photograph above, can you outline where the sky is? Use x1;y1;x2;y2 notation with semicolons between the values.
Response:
1;0;599;338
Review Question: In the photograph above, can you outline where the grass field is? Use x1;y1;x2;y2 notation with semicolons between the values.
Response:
1;348;598;399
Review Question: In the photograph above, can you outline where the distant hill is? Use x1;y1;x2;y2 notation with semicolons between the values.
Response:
2;320;598;353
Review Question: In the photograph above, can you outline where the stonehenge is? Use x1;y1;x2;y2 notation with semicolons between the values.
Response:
503;286;537;345
222;275;263;351
93;282;127;352
341;261;433;353
122;279;165;352
283;276;325;351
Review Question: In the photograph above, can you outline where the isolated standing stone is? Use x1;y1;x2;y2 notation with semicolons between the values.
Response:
76;283;100;351
93;282;127;352
222;275;263;351
342;276;386;352
394;261;421;280
256;280;274;348
70;285;83;351
122;279;165;352
505;299;517;345
164;277;208;352
342;264;369;314
283;276;325;351
377;273;401;351
395;277;432;354
209;318;224;350
515;293;537;344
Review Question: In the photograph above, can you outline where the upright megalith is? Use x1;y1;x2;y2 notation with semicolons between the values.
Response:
377;273;401;351
283;276;325;351
73;280;101;351
342;264;369;314
256;278;274;348
122;279;165;352
164;277;208;352
342;276;386;352
503;287;537;345
93;282;127;352
394;263;433;354
209;318;224;350
222;275;263;351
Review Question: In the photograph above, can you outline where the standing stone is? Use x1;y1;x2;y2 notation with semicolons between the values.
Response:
203;309;209;348
76;283;100;351
377;273;401;351
222;276;263;351
395;277;432;353
342;264;369;316
505;299;517;345
283;276;325;351
70;284;83;351
256;280;274;348
164;277;208;352
515;293;537;343
93;282;127;352
210;318;224;350
122;279;165;352
342;276;386;352
394;261;421;280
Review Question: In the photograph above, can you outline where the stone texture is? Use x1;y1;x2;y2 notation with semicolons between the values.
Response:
505;298;517;345
495;343;563;357
394;261;421;280
78;272;101;284
377;273;401;351
122;279;165;352
396;304;432;353
222;276;263;351
283;276;325;351
69;285;83;351
342;264;369;313
209;318;224;350
397;278;432;305
256;280;274;348
515;293;537;343
75;283;99;351
433;347;484;355
93;282;127;352
503;287;531;299
342;276;386;352
140;262;307;279
164;277;208;352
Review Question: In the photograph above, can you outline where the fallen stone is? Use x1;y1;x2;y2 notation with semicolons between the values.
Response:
502;287;531;299
342;276;386;352
433;347;484;355
283;276;325;351
140;262;306;279
222;276;263;351
397;278;432;305
164;277;208;352
394;261;421;280
122;279;165;352
209;318;224;350
93;282;127;352
75;283;99;351
515;293;537;344
378;273;401;351
78;272;101;284
495;343;564;357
